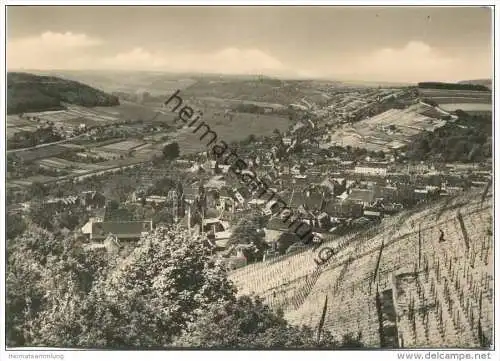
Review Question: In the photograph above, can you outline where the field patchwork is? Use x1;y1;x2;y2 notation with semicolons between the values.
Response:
329;107;447;152
418;88;492;114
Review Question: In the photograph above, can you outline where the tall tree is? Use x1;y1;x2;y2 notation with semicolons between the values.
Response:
7;225;366;350
174;295;351;349
13;227;235;348
228;216;267;262
6;213;27;240
162;142;180;160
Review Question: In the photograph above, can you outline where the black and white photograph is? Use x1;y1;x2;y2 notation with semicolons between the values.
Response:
1;2;497;360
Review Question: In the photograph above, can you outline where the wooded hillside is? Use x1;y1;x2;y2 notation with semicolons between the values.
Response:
7;72;120;114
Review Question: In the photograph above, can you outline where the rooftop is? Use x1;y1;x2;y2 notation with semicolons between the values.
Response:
89;220;152;239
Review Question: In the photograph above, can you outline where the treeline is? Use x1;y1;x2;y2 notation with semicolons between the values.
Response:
7;72;120;114
232;103;275;114
112;91;155;103
418;82;490;92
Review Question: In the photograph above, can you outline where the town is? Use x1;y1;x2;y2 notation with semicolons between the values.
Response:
7;78;492;268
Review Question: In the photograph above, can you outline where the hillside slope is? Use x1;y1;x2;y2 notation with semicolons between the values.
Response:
229;190;493;348
7;72;120;114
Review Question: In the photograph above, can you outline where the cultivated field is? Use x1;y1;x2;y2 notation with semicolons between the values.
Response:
169;108;291;155
94;101;177;124
36;157;106;172
418;88;492;114
7;115;39;138
9;175;57;186
196;96;287;110
229;190;493;348
412;102;451;118
99;140;146;152
21;106;120;127
15;145;69;162
7;127;37;138
8;101;178;135
419;88;492;101
7;114;29;125
59;143;86;151
181;78;336;106
329;107;447;152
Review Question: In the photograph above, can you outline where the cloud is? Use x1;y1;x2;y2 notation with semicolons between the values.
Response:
8;31;289;74
330;41;491;83
8;31;103;69
7;33;491;82
207;48;285;74
98;47;287;75
100;47;167;69
38;31;102;47
356;41;457;82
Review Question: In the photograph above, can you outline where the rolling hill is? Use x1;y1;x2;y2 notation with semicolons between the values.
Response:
7;72;120;115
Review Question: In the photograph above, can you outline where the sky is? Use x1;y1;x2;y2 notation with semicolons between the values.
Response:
7;6;493;83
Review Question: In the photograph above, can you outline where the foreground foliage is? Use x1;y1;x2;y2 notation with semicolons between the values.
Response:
228;215;268;262
406;112;491;163
7;226;364;349
175;295;364;349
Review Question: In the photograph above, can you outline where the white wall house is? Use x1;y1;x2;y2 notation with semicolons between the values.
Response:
354;166;387;177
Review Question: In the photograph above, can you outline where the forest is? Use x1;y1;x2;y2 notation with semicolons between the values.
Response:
6;225;364;349
405;111;492;163
7;72;120;114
